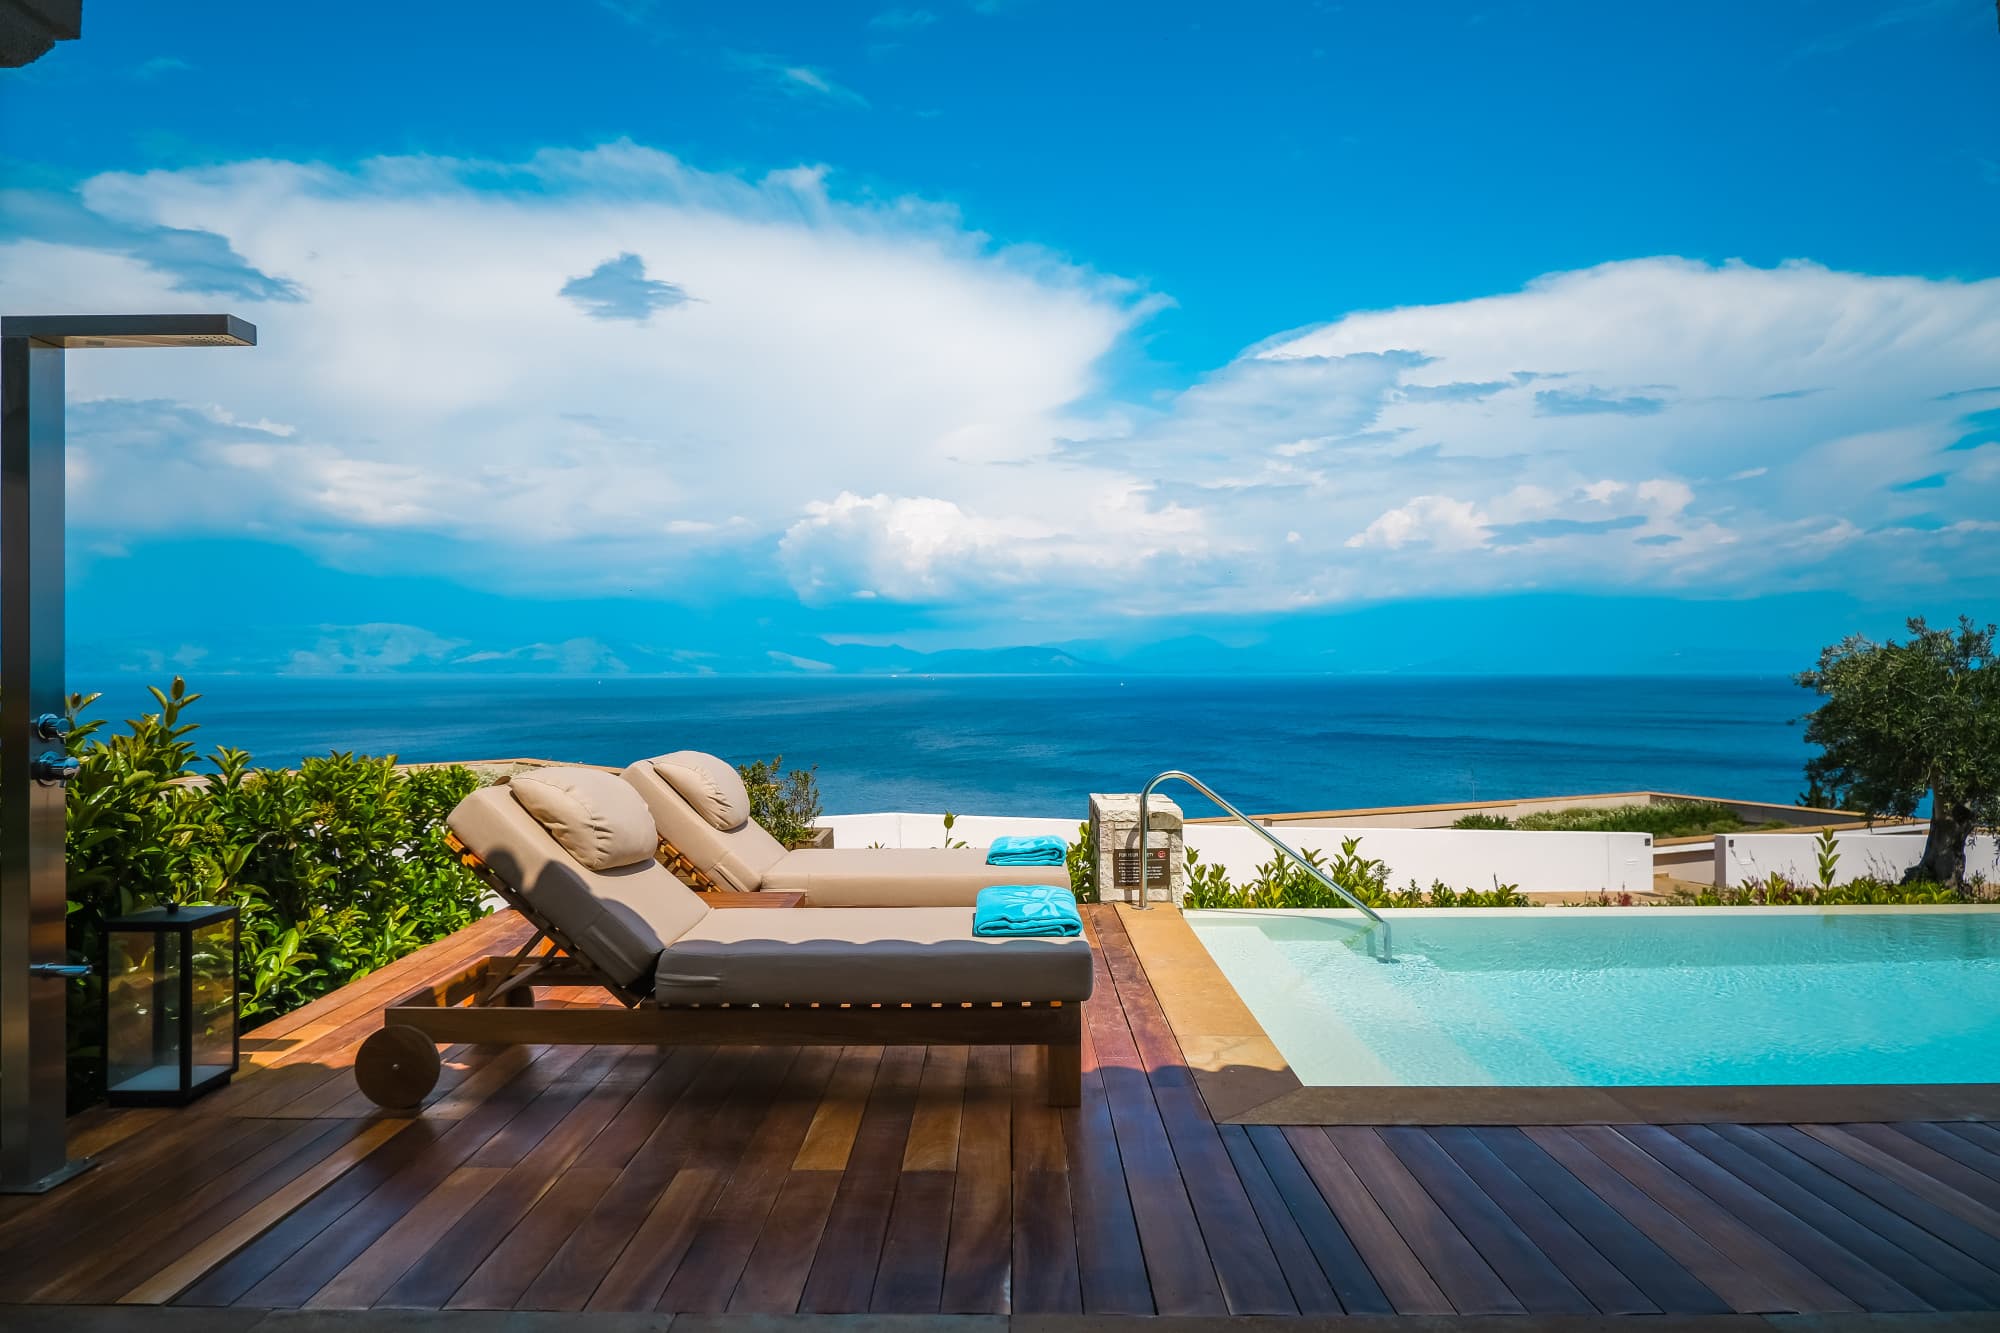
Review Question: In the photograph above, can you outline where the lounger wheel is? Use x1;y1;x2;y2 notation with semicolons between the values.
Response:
355;1024;442;1110
501;984;536;1007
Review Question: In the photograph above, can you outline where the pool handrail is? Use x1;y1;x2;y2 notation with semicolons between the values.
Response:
1137;769;1392;961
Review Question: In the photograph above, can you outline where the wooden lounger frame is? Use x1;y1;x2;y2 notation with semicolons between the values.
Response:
353;833;1083;1110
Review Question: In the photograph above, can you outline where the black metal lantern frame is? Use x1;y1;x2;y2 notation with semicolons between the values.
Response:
100;903;240;1106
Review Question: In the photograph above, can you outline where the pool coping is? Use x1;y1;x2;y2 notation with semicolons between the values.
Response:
1119;903;2000;1126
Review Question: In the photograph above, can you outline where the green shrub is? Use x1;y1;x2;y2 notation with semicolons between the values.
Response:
1067;820;1098;902
1663;873;1987;907
61;679;486;1108
735;755;822;848
1451;799;1784;838
1180;832;1531;910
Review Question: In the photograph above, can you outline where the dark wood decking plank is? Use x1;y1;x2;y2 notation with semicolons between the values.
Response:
1522;1126;1789;1313
176;1119;451;1307
588;1045;801;1311
869;1045;970;1314
1842;1123;2000;1214
1469;1126;1725;1316
1246;1124;1393;1315
1618;1123;1924;1313
0;1109;284;1296
1801;1124;2000;1235
727;1171;842;1313
445;1166;621;1309
307;1165;510;1307
1326;1125;1524;1316
1379;1126;1593;1315
1670;1123;1989;1311
512;1046;758;1310
1941;1121;2000;1158
659;1045;844;1313
797;1043;927;1312
382;1044;657;1307
1898;1121;2000;1187
939;1043;1014;1314
1429;1125;1656;1316
1217;1122;1342;1314
1010;1042;1082;1314
1283;1124;1452;1315
790;1045;885;1171
236;1042;590;1308
1572;1125;1857;1312
1751;1125;2000;1275
1075;908;1232;1315
1061;1015;1150;1315
1095;908;1296;1315
3;1117;304;1301
41;1117;357;1303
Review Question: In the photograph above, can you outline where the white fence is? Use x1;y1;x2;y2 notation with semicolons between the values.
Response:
818;811;1651;896
1719;825;2000;888
818;812;1077;849
1182;825;1654;897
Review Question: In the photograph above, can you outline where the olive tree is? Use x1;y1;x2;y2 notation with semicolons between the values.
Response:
1798;616;1999;888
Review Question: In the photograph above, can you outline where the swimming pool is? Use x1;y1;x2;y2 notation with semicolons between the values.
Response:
1186;907;2000;1087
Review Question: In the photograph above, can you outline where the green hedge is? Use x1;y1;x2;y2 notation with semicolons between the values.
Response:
62;679;487;1108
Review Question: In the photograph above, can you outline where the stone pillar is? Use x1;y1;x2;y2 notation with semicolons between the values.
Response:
1088;792;1184;905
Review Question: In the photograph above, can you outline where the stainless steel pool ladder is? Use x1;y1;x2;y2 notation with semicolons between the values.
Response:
1137;769;1392;961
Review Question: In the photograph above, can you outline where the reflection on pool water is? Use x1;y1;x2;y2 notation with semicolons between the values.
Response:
1185;907;2000;1087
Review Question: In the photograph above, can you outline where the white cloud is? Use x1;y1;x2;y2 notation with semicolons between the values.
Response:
5;144;1146;597
9;156;1999;621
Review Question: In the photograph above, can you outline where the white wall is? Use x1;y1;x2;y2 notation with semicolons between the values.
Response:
1183;825;1654;896
1719;826;2000;887
820;812;1651;895
819;812;1078;849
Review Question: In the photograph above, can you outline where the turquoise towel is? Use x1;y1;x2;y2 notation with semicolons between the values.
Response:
974;885;1083;937
986;834;1067;867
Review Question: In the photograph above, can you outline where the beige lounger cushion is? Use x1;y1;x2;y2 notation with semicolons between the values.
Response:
759;847;1069;907
448;782;710;989
653;749;751;831
509;767;660;871
623;758;787;892
654;907;1093;1006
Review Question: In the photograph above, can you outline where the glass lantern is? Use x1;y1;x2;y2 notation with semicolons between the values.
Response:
102;903;240;1105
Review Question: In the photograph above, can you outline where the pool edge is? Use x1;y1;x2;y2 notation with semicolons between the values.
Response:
1122;904;2000;1126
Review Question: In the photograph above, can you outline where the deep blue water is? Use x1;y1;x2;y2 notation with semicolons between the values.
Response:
78;674;1817;819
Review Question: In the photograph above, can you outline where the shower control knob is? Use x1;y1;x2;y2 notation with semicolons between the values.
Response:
32;713;69;742
31;751;79;785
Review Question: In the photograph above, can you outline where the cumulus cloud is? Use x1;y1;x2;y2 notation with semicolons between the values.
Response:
5;144;1145;599
8;154;1999;626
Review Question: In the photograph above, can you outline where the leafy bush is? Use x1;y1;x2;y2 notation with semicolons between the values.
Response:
62;679;486;1108
735;755;822;847
1067;820;1097;902
1451;799;1784;838
1574;873;1990;907
1181;833;1530;909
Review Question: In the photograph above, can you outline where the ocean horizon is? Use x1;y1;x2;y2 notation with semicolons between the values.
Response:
75;673;1821;819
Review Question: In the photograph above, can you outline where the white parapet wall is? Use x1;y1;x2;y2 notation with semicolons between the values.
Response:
818;812;1079;850
1718;825;2000;888
820;812;1653;896
1181;825;1655;897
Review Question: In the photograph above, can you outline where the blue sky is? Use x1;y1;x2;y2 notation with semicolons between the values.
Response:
3;0;1998;676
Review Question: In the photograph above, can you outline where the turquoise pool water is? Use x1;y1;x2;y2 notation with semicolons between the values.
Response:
1186;908;2000;1087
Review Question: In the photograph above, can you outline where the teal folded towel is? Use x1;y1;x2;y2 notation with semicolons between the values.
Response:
974;885;1083;937
986;834;1067;866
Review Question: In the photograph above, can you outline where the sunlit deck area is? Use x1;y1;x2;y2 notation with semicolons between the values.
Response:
5;904;2000;1329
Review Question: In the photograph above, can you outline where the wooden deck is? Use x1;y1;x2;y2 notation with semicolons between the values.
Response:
4;904;2000;1323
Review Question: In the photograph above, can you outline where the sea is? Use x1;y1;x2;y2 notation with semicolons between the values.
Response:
76;674;1821;819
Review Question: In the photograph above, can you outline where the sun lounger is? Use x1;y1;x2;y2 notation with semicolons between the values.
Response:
621;750;1070;905
351;767;1090;1111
